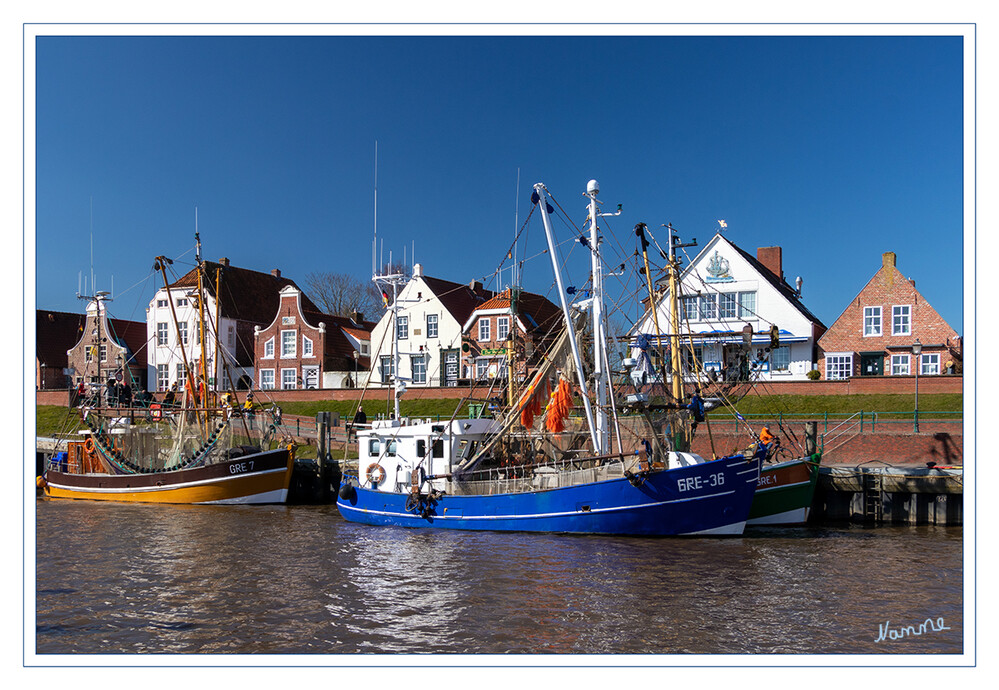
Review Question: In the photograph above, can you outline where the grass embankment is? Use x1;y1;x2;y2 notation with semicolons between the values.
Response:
36;393;963;439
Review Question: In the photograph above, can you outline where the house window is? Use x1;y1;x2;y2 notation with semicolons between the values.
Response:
921;353;940;375
302;335;314;357
771;346;791;372
738;292;756;319
85;345;93;363
361;343;369;355
178;322;189;345
263;337;275;358
157;299;167;308
176;363;186;383
281;368;297;389
892;305;911;336
380;356;394;383
478;318;491;342
682;296;699;322
228;326;235;348
99;344;107;362
863;307;882;337
156;364;169;391
891;354;910;376
157;322;169;346
683;346;703;373
281;330;296;357
825;354;853;380
427;314;438;338
176;298;188;307
260;369;275;389
699;294;717;320
497;316;510;341
719;293;737;320
412;354;427;384
397;315;409;340
302;365;319;389
475;358;491;380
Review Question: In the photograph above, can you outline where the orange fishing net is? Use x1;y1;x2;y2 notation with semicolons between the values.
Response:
544;378;574;433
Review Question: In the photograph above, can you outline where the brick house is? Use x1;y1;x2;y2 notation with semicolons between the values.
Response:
65;295;148;394
633;232;826;381
146;258;308;392
367;264;494;388
36;309;85;390
817;252;962;380
253;285;375;390
461;287;563;384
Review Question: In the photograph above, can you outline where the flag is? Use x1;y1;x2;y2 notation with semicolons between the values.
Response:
381;291;389;307
717;220;727;229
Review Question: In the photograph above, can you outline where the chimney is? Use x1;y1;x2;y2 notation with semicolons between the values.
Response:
271;269;281;279
413;263;423;278
219;257;230;267
883;252;896;269
351;310;363;325
757;247;783;281
469;279;482;292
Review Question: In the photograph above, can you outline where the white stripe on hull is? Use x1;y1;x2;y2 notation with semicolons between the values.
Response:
199;488;289;505
747;506;810;526
45;467;288;495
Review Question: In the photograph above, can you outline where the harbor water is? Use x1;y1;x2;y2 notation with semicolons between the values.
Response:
34;498;963;657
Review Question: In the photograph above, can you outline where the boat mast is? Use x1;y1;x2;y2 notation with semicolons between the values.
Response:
666;223;687;402
534;183;599;451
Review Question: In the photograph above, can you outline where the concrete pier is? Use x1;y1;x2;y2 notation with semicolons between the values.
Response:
812;465;963;525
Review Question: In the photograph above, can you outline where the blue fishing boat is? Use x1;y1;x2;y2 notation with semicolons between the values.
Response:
337;181;761;535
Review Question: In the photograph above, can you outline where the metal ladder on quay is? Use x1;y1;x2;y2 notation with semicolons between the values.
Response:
863;470;884;523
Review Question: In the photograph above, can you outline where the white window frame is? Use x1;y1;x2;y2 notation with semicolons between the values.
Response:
478;318;491;342
263;337;275;358
863;306;882;337
921;352;940;375
497;316;510;341
380;355;394;383
738;291;756;319
412;354;427;384
227;325;235;348
260;369;275;389
302;335;314;358
178;322;189;346
281;330;296;358
699;294;717;320
99;344;107;363
719;293;737;320
176;297;188;308
176;363;186;383
156;364;169;392
157;322;169;346
427;314;438;339
302;365;319;389
825;353;854;381
890;354;910;376
157;299;167;308
475;358;491;380
892;305;912;336
281;368;298;389
771;345;791;372
682;296;699;322
396;315;409;340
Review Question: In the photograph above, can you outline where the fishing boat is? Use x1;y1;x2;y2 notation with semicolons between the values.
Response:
336;181;761;535
748;454;821;525
41;241;294;505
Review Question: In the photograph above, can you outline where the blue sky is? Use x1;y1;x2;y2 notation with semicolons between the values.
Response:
33;32;966;333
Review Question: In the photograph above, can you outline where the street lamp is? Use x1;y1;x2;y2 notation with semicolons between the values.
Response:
353;350;359;389
912;339;922;433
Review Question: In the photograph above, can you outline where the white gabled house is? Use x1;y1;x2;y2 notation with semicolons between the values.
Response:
632;232;826;382
367;264;494;389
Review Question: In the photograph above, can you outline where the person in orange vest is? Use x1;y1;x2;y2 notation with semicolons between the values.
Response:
759;426;780;459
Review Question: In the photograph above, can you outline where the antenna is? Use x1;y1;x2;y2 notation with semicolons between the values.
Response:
372;140;378;277
90;196;95;296
514;167;520;287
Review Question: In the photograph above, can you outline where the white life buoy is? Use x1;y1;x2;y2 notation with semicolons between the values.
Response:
365;463;387;486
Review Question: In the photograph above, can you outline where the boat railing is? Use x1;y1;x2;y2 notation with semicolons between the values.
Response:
446;453;636;496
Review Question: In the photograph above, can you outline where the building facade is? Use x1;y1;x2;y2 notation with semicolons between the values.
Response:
252;285;374;390
64;296;148;394
146;258;310;392
633;233;826;381
36;309;86;390
367;264;494;389
817;252;962;380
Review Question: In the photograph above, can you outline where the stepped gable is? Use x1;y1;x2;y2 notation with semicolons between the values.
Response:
170;261;320;326
727;242;827;330
421;275;495;323
36;310;86;368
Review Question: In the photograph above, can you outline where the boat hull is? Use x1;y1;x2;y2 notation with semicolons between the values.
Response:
337;454;761;536
747;454;821;526
42;449;293;505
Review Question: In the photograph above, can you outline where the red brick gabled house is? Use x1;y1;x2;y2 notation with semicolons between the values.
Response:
817;252;962;380
253;285;375;389
461;287;563;383
64;297;149;394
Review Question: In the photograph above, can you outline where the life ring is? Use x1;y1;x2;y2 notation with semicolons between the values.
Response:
365;463;387;486
150;403;162;420
84;437;96;454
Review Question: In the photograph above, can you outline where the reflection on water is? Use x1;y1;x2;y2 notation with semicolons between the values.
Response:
34;499;963;656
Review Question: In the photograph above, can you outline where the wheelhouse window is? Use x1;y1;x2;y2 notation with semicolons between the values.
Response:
892;305;911;336
825;353;853;380
863;307;882;337
891;354;910;376
368;439;380;457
